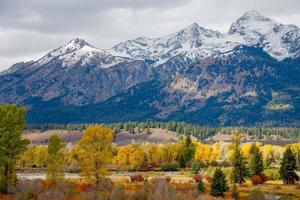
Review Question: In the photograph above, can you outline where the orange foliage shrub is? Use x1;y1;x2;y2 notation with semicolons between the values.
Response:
250;173;268;185
165;176;171;183
192;173;203;182
250;175;263;185
204;176;212;183
75;182;92;193
130;174;144;182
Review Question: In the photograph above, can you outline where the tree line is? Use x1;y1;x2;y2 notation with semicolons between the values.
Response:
27;121;300;140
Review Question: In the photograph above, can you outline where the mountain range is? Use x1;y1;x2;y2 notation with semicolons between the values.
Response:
1;10;300;126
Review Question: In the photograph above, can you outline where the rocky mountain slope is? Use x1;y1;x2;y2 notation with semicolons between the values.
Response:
0;11;299;126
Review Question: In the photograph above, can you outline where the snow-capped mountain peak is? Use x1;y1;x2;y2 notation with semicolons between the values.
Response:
67;38;92;48
228;10;280;43
28;38;128;69
108;10;299;63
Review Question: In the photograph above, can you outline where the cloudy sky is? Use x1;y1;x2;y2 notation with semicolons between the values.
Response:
0;0;299;71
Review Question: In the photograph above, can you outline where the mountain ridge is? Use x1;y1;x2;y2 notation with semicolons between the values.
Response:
0;10;299;126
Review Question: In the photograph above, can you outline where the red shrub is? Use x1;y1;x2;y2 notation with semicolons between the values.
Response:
250;175;263;185
130;174;144;182
153;163;160;168
192;173;203;182
41;180;53;190
75;183;91;193
204;176;212;183
165;176;171;183
259;173;268;183
140;166;150;172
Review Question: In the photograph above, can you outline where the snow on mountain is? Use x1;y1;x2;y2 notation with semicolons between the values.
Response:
31;38;128;70
109;10;299;64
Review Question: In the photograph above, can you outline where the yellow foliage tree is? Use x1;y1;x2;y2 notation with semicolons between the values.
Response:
195;142;212;163
129;145;145;170
114;145;131;166
74;125;113;187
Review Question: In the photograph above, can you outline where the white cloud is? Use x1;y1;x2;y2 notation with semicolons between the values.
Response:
0;0;299;71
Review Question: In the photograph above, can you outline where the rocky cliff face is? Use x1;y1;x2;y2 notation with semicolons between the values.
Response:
0;11;299;125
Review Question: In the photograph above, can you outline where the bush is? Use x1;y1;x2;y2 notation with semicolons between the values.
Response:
250;175;263;185
130;174;144;182
265;169;280;181
16;191;37;200
161;162;179;171
75;182;92;193
250;174;267;185
110;184;126;200
204;176;212;183
190;161;202;174
165;176;171;183
259;173;268;183
192;173;202;182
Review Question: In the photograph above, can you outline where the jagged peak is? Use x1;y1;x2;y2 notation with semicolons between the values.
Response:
242;10;263;18
66;38;93;49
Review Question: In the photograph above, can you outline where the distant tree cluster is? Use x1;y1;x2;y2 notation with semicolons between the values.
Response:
28;121;300;140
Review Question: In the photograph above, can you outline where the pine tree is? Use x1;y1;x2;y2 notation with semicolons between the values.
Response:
178;135;195;167
46;135;65;182
197;179;205;193
248;144;264;176
279;147;299;184
210;168;228;197
232;136;247;184
0;105;29;193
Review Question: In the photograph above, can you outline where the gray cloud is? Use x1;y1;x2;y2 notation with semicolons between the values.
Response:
0;0;299;70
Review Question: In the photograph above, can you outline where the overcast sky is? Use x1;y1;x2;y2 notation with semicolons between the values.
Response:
0;0;299;71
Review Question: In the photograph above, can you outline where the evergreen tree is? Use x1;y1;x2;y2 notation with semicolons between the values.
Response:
232;136;247;184
46;135;65;182
0;105;29;193
248;144;264;176
178;135;195;167
210;168;228;197
197;179;205;193
279;147;299;184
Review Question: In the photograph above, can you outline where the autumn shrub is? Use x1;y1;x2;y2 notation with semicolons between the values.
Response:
15;180;44;196
75;182;92;193
259;173;268;183
273;185;281;190
190;161;202;174
192;173;202;182
204;176;212;183
110;184;126;200
250;175;263;185
98;177;114;191
265;169;280;180
161;162;179;171
165;176;171;183
16;190;37;200
130;174;144;182
250;173;267;185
